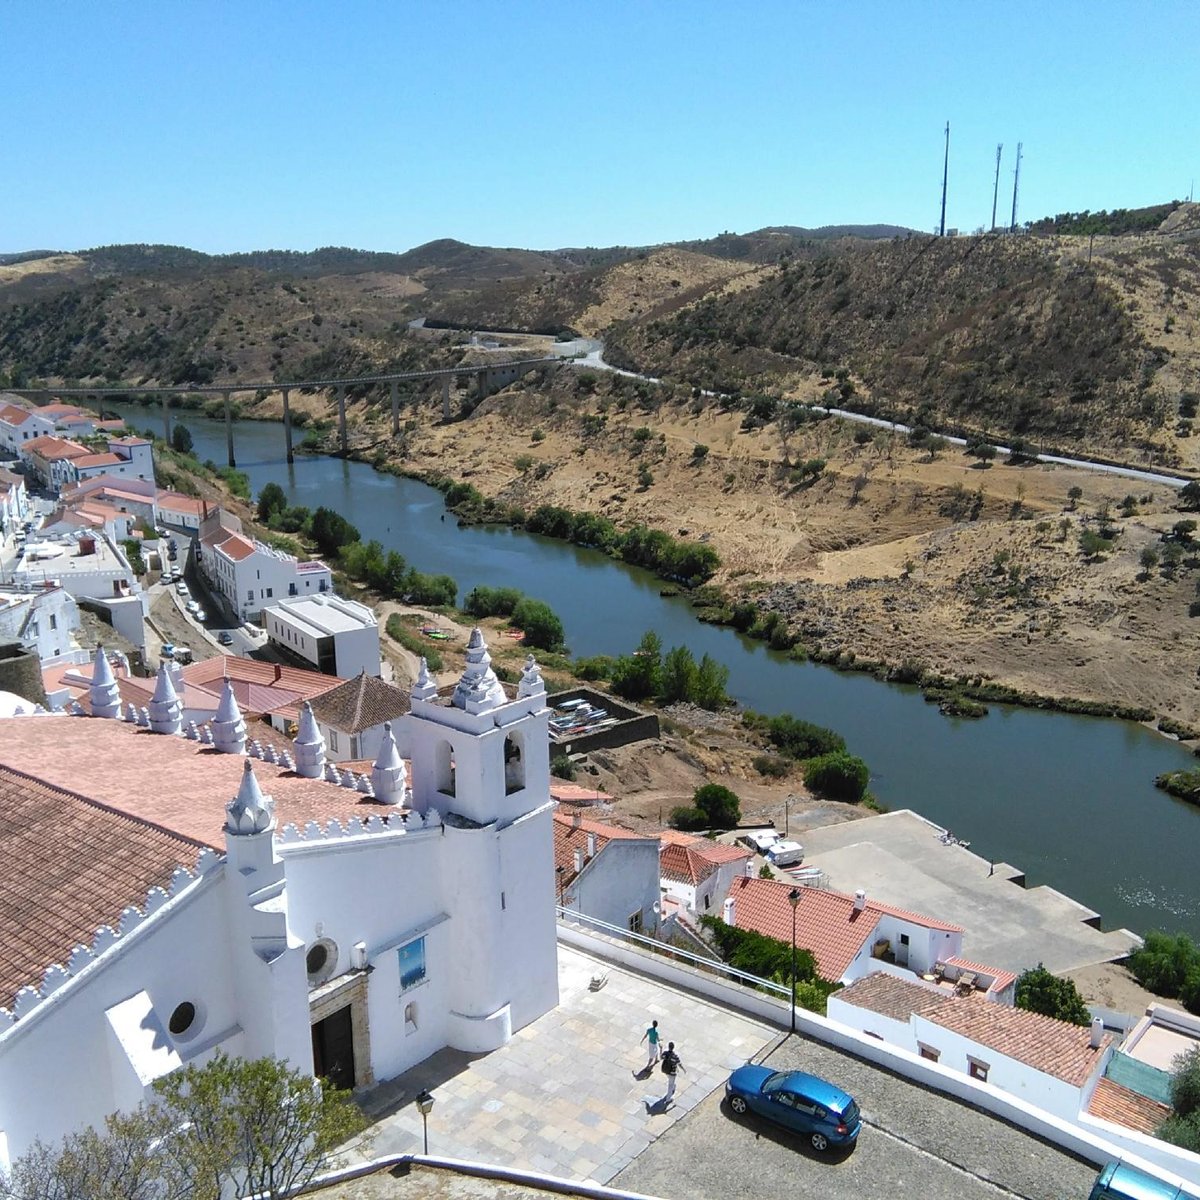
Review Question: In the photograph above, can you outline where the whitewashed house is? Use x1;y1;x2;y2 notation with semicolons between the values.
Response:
0;634;558;1167
0;584;80;666
71;436;155;484
265;594;381;678
553;811;662;934
659;830;752;918
0;468;29;533
307;671;410;763
0;401;54;455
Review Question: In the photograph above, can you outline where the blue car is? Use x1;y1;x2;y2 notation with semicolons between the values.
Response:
725;1066;861;1152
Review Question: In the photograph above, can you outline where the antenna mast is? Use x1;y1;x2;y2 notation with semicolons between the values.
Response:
939;121;950;237
1010;142;1023;232
991;143;1003;231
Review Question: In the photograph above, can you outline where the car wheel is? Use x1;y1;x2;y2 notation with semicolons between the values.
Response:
810;1132;829;1152
729;1095;748;1116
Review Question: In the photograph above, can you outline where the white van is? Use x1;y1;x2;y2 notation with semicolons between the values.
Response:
767;840;805;867
741;829;781;855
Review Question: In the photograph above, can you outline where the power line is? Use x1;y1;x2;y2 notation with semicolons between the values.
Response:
991;144;1003;232
1010;142;1023;232
939;121;950;237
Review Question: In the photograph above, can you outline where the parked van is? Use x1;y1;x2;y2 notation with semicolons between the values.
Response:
767;840;805;867
741;829;780;855
1088;1162;1190;1200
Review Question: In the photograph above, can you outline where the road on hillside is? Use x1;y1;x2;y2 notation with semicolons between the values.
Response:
569;341;1192;490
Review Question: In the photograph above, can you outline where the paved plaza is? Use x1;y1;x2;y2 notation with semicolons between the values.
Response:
357;945;777;1183
797;809;1139;974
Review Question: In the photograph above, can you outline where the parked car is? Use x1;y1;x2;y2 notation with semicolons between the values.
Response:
161;643;175;659
194;608;207;623
1089;1162;1188;1200
725;1067;861;1152
186;600;200;615
176;582;190;596
217;631;234;646
741;829;781;855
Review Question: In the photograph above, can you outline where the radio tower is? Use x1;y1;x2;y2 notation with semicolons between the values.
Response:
939;121;950;237
991;144;1003;231
1010;142;1023;232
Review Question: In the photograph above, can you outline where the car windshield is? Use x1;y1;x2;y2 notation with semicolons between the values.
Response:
841;1100;860;1125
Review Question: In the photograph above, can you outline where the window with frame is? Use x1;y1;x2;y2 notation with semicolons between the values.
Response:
919;1044;940;1062
398;937;427;992
328;730;339;753
967;1057;989;1082
628;911;643;934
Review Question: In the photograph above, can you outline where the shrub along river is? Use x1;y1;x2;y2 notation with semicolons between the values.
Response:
118;404;1200;940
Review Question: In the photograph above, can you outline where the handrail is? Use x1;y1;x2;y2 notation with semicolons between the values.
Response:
555;905;790;999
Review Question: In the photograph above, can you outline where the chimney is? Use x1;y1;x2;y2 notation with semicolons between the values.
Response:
586;832;597;858
745;859;754;877
78;535;96;556
573;849;584;875
571;810;582;828
853;889;867;911
352;941;368;971
722;896;735;925
274;663;282;682
1089;1016;1105;1049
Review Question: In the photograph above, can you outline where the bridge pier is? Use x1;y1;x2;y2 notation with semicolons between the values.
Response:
390;380;400;436
224;391;235;467
161;393;171;443
336;386;348;452
442;376;451;422
281;388;294;464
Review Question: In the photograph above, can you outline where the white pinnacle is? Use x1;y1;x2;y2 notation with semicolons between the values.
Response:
89;645;121;719
371;722;408;806
225;759;275;836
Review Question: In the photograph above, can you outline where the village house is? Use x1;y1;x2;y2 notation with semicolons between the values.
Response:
553;811;662;934
63;476;159;528
306;671;411;763
659;829;752;918
0;400;55;455
71;436;154;484
264;593;381;678
19;435;91;492
198;509;332;622
0;467;30;533
0;633;558;1167
0;584;80;666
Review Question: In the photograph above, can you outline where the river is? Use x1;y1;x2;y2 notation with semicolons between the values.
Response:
116;404;1200;940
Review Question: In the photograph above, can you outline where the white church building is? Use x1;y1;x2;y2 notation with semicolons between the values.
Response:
0;631;559;1169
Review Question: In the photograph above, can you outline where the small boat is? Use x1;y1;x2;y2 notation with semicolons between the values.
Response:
504;628;526;641
421;628;452;640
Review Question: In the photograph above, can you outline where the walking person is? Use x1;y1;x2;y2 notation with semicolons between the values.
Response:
639;1019;661;1069
660;1041;684;1105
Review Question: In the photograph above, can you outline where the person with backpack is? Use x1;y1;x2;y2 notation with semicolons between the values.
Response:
639;1018;661;1069
660;1041;684;1103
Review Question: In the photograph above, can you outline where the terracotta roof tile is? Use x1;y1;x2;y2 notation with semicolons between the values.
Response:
1087;1077;1172;1135
944;956;1017;994
0;404;33;425
183;656;343;701
727;875;881;982
309;673;410;734
659;841;716;887
548;782;614;805
0;763;204;1009
552;811;652;885
25;435;89;460
213;532;257;562
73;452;125;469
866;899;964;933
835;971;950;1021
925;995;1111;1086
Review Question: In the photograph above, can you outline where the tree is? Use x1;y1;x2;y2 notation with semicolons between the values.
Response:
1172;519;1197;544
1159;1045;1200;1153
1139;546;1160;576
309;507;360;557
151;1052;365;1200
170;423;194;455
659;645;698;704
1129;930;1200;997
257;482;288;524
611;631;662;701
765;714;846;760
1067;486;1083;509
966;441;996;466
1014;964;1090;1025
510;598;564;652
692;782;741;830
1180;481;1200;511
1078;529;1113;559
692;653;730;711
802;751;870;802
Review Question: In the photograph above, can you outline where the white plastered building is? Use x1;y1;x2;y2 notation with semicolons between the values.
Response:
0;634;559;1168
264;593;381;678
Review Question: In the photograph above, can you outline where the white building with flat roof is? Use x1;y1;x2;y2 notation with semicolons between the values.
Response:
264;593;380;678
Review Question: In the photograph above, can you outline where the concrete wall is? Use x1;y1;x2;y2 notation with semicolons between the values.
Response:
566;840;661;932
548;688;660;756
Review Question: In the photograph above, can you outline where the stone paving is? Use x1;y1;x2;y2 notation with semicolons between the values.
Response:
356;945;777;1184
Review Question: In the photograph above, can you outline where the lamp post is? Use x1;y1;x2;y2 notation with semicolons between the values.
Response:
785;793;795;838
788;887;801;1035
415;1089;435;1155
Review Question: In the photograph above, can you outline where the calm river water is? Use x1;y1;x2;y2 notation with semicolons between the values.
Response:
119;405;1200;939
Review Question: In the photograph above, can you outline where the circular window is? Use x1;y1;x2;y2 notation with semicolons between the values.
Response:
306;938;337;986
169;1001;197;1037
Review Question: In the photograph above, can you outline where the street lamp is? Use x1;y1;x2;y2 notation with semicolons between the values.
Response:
785;793;796;838
415;1089;435;1155
788;888;801;1035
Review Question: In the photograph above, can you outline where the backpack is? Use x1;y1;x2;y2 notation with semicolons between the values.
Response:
661;1050;678;1075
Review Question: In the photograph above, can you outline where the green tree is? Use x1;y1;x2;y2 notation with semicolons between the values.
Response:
550;754;576;781
1139;546;1160;575
1078;529;1114;559
1014;964;1090;1024
692;782;741;830
151;1051;365;1200
257;481;288;524
1129;930;1200;997
764;714;846;760
1180;481;1200;511
1173;519;1197;543
170;423;194;455
1067;485;1083;509
692;653;730;711
310;507;361;557
1159;1045;1200;1153
668;805;707;831
802;751;870;802
611;631;663;701
510;598;565;652
967;441;997;466
659;645;698;704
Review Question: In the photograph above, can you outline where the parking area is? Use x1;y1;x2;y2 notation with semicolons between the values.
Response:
613;1032;1099;1200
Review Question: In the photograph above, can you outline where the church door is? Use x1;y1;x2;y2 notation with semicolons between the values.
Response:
311;1004;355;1090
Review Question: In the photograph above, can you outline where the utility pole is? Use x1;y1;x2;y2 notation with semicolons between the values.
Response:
1010;142;1023;233
991;143;1003;231
939;121;950;237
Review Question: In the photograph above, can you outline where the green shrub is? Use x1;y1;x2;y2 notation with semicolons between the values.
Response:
511;597;565;652
1129;931;1200;1001
573;655;616;681
765;714;846;760
802;752;870;803
464;586;523;618
692;783;740;830
385;614;443;672
550;755;577;781
1014;964;1090;1024
669;806;707;831
753;754;790;778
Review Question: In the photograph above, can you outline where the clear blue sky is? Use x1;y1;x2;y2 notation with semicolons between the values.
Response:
3;1;1197;254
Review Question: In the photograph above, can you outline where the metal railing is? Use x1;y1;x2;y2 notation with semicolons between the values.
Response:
555;905;790;1001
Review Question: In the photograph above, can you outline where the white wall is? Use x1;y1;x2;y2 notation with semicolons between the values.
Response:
566;840;661;932
872;913;962;974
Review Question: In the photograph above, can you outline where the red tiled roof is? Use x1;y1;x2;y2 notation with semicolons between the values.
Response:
925;995;1111;1086
1087;1078;1172;1135
309;673;410;734
183;656;343;700
73;452;124;469
156;491;207;516
0;404;33;426
727;875;881;982
0;762;206;1009
945;956;1017;994
659;841;716;887
867;899;964;933
0;717;404;853
548;782;614;805
552;811;652;886
25;435;89;460
38;404;86;418
834;971;950;1021
213;532;257;562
